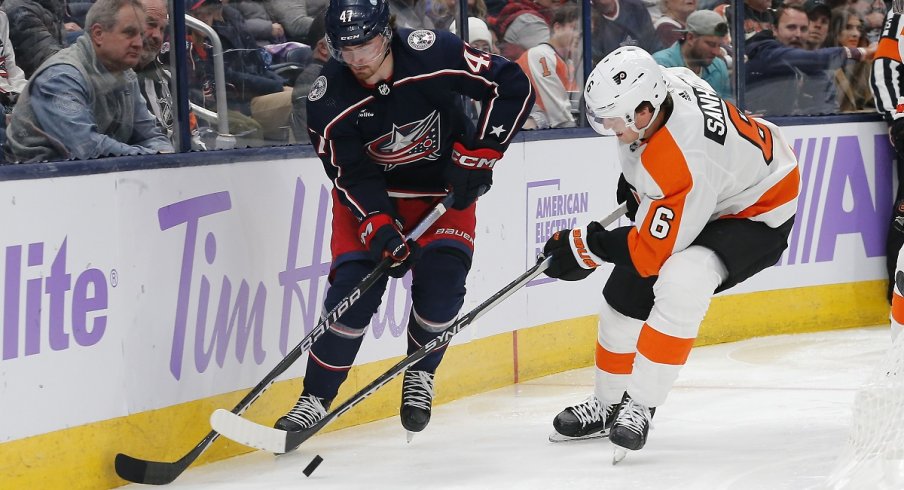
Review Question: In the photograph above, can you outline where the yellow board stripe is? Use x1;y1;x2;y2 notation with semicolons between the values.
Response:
0;280;890;489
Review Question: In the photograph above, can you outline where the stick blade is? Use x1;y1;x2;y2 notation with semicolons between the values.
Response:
210;409;288;454
114;452;185;485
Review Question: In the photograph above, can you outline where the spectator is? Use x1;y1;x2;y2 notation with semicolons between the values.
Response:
289;13;326;144
390;0;435;28
231;0;287;46
653;9;732;99
745;4;873;115
189;0;294;143
517;4;580;128
861;0;885;43
804;0;831;49
653;0;697;48
5;0;173;162
715;0;773;40
135;0;178;141
265;0;327;44
450;16;498;53
1;0;66;78
827;6;874;111
0;10;28;156
489;0;552;60
591;0;661;63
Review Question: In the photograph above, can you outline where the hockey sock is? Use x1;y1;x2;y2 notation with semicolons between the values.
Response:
303;324;366;400
406;310;451;374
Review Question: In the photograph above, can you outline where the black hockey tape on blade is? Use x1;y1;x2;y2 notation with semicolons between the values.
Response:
303;455;323;477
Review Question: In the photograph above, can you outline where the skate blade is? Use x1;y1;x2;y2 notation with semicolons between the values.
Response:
406;431;415;443
548;429;608;443
612;446;628;465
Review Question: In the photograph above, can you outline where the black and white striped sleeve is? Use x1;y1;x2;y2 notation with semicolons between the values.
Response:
871;11;904;123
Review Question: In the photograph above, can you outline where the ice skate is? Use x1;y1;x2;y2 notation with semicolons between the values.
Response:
400;370;435;441
274;393;331;432
609;393;655;464
549;395;618;442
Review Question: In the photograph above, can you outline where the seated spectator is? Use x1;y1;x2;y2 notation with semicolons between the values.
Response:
828;6;874;111
265;0;327;44
0;10;28;158
654;0;697;48
289;13;326;144
390;0;435;28
715;0;773;40
189;0;294;143
653;9;732;99
804;0;831;49
136;0;177;141
231;0;287;46
516;4;579;129
1;0;66;78
488;0;552;60
4;0;173;162
745;4;875;115
591;0;661;63
450;16;498;53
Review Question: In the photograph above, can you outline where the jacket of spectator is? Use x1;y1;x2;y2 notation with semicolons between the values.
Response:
232;0;284;46
653;40;731;98
489;0;551;60
745;28;865;115
5;34;173;162
265;0;327;43
0;11;27;102
1;0;65;77
591;0;661;63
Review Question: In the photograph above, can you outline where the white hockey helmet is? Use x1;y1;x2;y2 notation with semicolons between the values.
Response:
584;46;668;140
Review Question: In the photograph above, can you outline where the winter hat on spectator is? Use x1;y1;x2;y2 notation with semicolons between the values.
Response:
679;10;729;37
450;17;496;52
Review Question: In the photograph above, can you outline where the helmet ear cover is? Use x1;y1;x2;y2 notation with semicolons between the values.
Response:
583;46;668;139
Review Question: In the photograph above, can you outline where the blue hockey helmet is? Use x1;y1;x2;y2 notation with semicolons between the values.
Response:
325;0;392;64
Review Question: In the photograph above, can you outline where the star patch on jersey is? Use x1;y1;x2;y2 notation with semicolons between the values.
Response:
365;111;442;169
308;76;327;101
408;30;436;51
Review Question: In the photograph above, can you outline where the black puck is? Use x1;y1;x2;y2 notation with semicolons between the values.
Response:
303;454;323;477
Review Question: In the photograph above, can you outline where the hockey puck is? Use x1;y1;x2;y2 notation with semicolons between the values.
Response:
303;455;323;477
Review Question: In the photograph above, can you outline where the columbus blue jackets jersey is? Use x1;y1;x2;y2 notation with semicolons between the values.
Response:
306;28;535;220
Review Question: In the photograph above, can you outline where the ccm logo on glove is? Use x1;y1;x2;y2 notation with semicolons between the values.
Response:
452;146;499;169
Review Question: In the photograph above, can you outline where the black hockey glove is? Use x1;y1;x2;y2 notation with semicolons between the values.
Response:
542;222;607;281
616;173;639;222
891;118;904;158
359;212;411;269
444;141;499;210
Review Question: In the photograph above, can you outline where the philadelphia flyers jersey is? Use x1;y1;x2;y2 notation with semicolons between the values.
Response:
516;43;578;128
306;28;534;220
620;67;800;277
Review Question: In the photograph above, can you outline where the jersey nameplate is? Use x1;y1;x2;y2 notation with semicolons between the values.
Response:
692;86;726;145
408;30;436;50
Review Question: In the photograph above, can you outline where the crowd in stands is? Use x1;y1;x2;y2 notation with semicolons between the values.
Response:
0;0;892;162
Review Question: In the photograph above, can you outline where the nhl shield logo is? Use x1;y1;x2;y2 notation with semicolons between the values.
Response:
308;76;327;101
408;30;436;50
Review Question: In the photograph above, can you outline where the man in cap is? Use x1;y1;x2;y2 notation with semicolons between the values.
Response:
803;0;831;49
652;9;732;99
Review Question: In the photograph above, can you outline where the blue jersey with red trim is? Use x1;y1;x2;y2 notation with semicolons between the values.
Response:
306;28;534;220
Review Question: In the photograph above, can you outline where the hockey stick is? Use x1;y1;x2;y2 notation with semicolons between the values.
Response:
114;193;456;485
210;201;629;454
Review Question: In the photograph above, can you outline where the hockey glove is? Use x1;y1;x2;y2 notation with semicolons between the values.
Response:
542;222;607;281
359;212;412;270
616;174;639;222
891;118;904;158
444;141;499;210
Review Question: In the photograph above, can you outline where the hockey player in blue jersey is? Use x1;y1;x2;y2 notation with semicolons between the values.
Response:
274;0;534;438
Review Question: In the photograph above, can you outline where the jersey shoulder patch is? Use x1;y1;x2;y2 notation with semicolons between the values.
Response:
407;29;437;50
308;75;327;101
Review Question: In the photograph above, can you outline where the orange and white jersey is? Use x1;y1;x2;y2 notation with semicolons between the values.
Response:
516;43;577;128
619;67;800;277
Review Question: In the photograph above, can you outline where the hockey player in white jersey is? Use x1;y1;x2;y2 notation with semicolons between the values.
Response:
542;46;800;462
